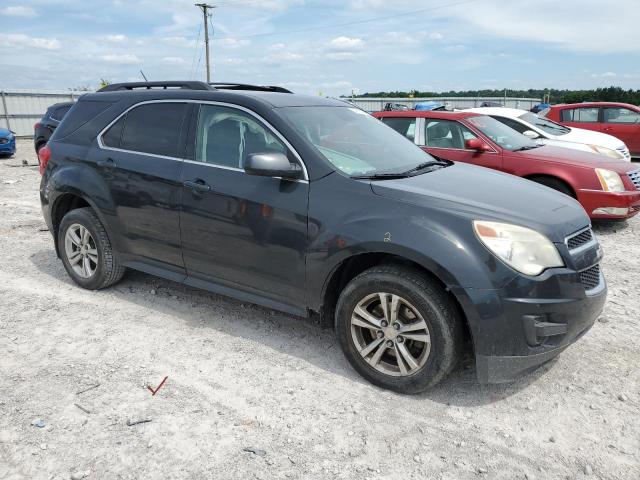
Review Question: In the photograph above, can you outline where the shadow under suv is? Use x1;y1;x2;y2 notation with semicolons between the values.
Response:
39;81;606;393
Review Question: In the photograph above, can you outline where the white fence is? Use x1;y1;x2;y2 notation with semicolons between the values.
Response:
347;97;541;112
0;90;84;137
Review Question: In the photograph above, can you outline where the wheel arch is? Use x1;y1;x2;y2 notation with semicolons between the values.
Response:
317;250;474;353
524;173;577;198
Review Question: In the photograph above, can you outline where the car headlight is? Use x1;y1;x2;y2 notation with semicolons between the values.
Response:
595;168;625;192
473;221;563;276
588;144;624;159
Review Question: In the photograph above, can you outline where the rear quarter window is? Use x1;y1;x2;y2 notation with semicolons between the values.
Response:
53;99;115;139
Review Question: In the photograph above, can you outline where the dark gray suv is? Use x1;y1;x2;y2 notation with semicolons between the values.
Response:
39;81;606;393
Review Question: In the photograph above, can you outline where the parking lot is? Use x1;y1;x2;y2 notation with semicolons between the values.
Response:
0;138;638;479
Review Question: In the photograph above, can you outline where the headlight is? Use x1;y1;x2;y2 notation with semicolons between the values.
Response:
595;168;625;192
588;144;624;159
473;221;563;276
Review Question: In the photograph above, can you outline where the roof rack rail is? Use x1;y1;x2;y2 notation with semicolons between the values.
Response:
209;83;293;94
98;81;213;92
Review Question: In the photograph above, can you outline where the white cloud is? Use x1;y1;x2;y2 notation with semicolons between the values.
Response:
443;44;467;52
0;6;37;17
217;38;251;49
328;36;364;51
161;56;187;65
100;54;141;64
590;72;617;78
1;34;60;50
427;32;444;41
106;34;127;43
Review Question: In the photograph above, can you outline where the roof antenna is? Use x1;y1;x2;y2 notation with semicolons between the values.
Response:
140;70;149;82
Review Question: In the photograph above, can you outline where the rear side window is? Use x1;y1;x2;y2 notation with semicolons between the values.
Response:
118;103;188;157
380;117;417;141
491;116;528;134
102;116;125;148
53;100;114;139
560;107;599;123
603;107;640;124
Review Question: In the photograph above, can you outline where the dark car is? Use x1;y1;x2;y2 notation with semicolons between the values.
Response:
34;101;74;154
39;81;606;393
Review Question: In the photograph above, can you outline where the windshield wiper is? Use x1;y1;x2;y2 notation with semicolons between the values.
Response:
351;172;410;180
401;159;451;175
513;145;542;151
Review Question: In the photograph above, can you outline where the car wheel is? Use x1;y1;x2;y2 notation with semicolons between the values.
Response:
335;265;463;393
531;177;574;198
58;207;125;290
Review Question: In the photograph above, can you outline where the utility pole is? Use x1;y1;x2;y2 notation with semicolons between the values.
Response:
195;3;215;83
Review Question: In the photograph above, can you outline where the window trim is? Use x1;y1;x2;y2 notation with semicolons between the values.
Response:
97;99;309;182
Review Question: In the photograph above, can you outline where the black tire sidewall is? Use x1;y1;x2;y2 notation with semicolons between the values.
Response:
58;209;108;290
336;270;457;394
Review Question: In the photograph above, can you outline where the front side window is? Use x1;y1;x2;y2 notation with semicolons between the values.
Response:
118;103;188;157
466;115;538;152
603;107;640;124
380;117;417;141
196;104;287;168
560;107;599;123
278;106;437;176
425;119;478;149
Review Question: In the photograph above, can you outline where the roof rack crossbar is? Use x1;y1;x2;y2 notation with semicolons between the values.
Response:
209;83;293;94
98;81;213;92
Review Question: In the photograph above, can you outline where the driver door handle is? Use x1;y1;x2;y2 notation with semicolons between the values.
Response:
97;157;116;168
183;179;211;193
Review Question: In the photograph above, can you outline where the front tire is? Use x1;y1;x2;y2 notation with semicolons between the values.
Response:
531;177;574;198
335;265;463;394
58;207;125;290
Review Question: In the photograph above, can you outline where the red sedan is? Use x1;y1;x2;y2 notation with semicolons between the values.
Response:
373;110;640;220
543;102;640;159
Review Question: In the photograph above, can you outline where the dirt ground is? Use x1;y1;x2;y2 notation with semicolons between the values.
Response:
0;139;638;480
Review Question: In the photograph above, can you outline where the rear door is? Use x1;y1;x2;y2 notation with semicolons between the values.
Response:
421;118;502;170
559;106;601;133
95;101;189;274
179;103;308;311
602;106;640;154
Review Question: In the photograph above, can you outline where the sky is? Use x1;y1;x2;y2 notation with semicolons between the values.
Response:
1;0;639;96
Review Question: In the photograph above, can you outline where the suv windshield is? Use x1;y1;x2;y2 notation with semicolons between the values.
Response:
519;112;570;136
279;106;441;176
466;115;540;152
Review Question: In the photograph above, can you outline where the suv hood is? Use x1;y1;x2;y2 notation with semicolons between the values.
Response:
370;162;588;242
517;145;633;174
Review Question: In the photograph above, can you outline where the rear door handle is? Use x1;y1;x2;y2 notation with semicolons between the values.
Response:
183;179;211;193
97;157;116;168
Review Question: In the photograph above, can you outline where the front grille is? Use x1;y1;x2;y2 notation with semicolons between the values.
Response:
566;227;594;251
580;264;601;291
628;169;640;190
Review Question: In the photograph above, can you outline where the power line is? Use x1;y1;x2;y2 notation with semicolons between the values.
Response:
211;0;478;41
189;21;203;79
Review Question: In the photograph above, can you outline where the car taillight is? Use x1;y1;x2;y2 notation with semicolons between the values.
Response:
38;145;51;175
34;122;41;130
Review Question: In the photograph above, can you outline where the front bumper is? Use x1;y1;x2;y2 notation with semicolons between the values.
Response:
578;189;640;219
452;262;607;383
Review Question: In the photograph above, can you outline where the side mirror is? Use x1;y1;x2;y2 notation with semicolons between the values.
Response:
522;130;540;139
465;138;491;152
244;152;303;179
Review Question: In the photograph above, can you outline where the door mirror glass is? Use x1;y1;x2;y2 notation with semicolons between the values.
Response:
465;138;491;151
244;152;302;179
522;130;540;139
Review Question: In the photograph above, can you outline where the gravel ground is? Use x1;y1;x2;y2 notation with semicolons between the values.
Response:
1;139;639;480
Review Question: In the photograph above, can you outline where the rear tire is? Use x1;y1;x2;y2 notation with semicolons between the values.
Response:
58;207;125;290
531;176;574;198
335;265;463;394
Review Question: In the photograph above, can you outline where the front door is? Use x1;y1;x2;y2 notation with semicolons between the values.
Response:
421;118;502;171
180;103;308;310
94;101;189;273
